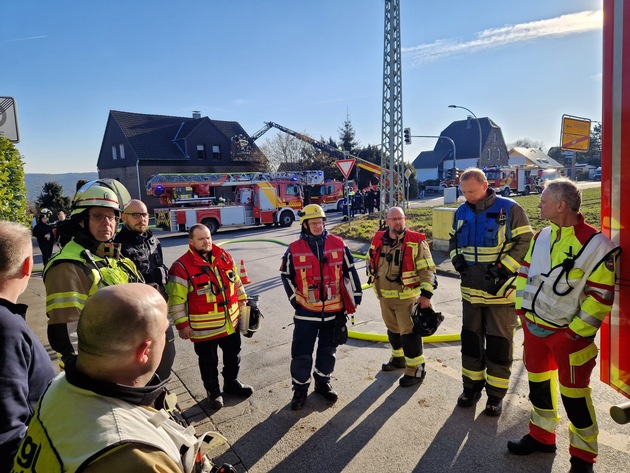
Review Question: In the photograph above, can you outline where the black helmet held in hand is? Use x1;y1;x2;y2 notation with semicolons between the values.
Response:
412;305;444;337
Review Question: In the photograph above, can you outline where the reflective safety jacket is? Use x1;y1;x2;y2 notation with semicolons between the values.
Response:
13;373;203;472
516;215;620;338
449;189;533;305
367;229;436;300
43;239;143;359
167;245;247;342
280;231;362;322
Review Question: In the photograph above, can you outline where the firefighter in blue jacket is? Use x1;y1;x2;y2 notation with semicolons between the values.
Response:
280;204;362;411
449;168;533;416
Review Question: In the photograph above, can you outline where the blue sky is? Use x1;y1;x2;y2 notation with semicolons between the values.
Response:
2;0;603;174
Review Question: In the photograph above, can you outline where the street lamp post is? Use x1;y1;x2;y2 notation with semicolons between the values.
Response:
448;104;482;164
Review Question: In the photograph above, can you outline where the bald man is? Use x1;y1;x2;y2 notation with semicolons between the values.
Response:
14;284;207;472
115;199;175;380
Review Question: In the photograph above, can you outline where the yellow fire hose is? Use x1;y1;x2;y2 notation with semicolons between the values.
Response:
220;237;465;344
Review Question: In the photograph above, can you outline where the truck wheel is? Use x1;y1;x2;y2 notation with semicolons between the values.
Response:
279;211;294;227
536;186;543;193
336;201;344;212
524;186;530;196
502;187;511;197
202;218;219;235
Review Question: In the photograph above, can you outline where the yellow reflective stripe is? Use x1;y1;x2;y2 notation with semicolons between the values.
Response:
559;384;592;398
500;254;521;273
416;259;435;271
568;424;599;455
462;367;485;381
512;224;534;237
528;370;555;383
377;288;421;299
461;287;513;304
569;344;598;367
392;348;404;358
531;407;561;433
405;354;425;367
46;291;89;311
486;374;510;390
168;274;188;287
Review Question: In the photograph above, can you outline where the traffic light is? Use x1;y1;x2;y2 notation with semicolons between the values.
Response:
404;127;411;145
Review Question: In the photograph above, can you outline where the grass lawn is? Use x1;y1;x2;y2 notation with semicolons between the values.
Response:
332;187;602;243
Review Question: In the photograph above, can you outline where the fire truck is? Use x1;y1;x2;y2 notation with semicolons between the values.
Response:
306;179;358;211
146;170;324;234
484;166;559;196
600;0;630;422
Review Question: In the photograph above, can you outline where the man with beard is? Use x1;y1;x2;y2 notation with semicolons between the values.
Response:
367;206;437;387
280;204;362;410
167;224;253;410
115;199;175;381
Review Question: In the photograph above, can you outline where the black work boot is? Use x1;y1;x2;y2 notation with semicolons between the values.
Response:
314;381;339;403
291;389;308;411
484;395;503;417
507;434;557;455
206;389;224;410
399;366;426;387
457;388;482;407
382;356;406;371
569;456;594;473
224;379;254;397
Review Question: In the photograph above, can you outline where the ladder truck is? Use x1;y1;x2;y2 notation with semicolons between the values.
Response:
146;170;323;234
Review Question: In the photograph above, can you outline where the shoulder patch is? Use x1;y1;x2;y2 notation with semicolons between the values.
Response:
605;255;616;272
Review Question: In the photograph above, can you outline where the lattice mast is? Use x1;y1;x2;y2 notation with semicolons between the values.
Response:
379;0;405;224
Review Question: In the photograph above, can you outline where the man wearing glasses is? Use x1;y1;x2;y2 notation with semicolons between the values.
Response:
115;199;175;381
366;206;437;388
43;179;143;367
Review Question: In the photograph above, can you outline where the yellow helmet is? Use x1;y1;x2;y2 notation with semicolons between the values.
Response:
299;204;326;225
70;179;131;217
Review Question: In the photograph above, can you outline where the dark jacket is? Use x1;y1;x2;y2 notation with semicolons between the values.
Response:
114;226;168;295
0;298;56;472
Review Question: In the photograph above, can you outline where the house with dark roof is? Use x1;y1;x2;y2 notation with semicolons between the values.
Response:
412;117;509;182
97;110;267;208
508;147;564;170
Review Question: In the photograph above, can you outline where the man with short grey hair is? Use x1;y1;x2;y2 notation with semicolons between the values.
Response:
0;220;55;471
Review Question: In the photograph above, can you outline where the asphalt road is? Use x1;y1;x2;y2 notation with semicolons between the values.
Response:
22;198;630;473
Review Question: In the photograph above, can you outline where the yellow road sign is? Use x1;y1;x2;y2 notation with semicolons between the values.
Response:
561;115;591;152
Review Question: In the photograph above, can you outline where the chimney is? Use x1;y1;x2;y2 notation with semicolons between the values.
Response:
192;111;201;119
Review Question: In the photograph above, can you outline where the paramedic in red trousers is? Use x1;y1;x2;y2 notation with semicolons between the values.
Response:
366;206;437;387
449;168;533;416
166;223;253;410
508;178;620;473
280;204;362;411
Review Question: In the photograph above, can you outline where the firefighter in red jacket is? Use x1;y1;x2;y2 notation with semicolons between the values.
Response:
508;178;620;473
280;204;362;411
366;206;437;387
166;223;253;410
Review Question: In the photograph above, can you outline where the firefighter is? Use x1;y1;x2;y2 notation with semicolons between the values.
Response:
166;223;253;410
449;168;533;416
43;179;144;366
280;204;362;410
508;178;620;473
366;206;437;387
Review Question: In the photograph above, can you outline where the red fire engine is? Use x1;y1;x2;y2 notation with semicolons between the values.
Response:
306;179;358;211
600;0;630;422
484;166;558;196
146;170;324;234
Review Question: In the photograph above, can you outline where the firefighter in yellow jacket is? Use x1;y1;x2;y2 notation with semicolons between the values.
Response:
166;223;252;410
43;179;143;366
366;206;437;387
508;178;620;473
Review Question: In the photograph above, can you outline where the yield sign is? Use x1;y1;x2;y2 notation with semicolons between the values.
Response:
336;159;355;179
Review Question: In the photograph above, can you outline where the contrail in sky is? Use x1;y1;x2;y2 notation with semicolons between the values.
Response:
0;35;47;43
403;10;602;66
